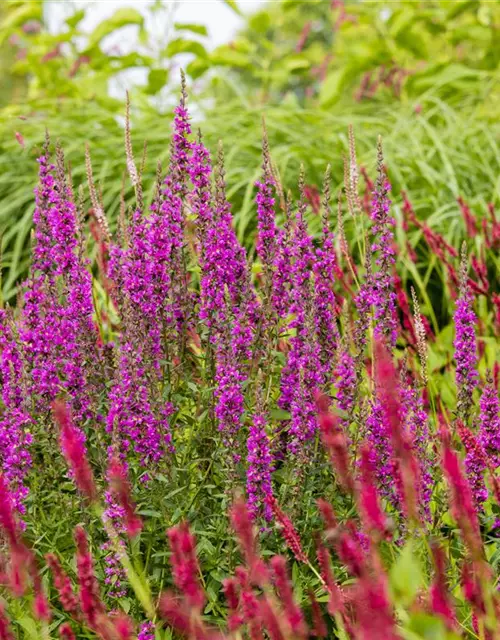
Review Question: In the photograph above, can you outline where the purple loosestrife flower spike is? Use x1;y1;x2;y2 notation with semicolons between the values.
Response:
457;422;488;509
21;140;97;422
313;166;339;378
214;293;246;460
479;372;500;467
210;146;259;468
190;130;213;246
141;74;193;349
279;171;322;455
196;140;258;340
400;370;433;519
246;378;274;522
353;249;372;366
369;138;398;348
335;333;357;429
255;124;278;296
106;346;174;470
107;92;193;469
101;452;127;598
454;243;478;423
0;310;32;516
272;193;294;319
365;399;395;505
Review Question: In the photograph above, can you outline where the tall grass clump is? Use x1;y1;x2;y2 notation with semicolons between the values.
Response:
0;78;499;639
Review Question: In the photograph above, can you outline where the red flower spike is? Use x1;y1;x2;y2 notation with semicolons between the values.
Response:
259;597;286;640
316;394;354;493
30;560;51;622
74;526;106;628
374;340;420;521
336;527;365;579
108;457;142;538
457;196;478;237
270;556;307;638
316;499;338;531
235;567;264;640
461;562;485;616
58;623;76;640
112;612;135;640
223;577;244;631
0;603;14;640
46;553;80;617
309;590;327;638
358;444;389;539
429;544;457;630
316;541;343;615
441;436;482;559
158;592;191;636
267;497;308;563
0;474;19;548
230;498;268;584
353;574;398;640
54;400;96;503
167;522;206;610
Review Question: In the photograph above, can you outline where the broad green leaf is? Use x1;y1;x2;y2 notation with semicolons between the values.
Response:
165;38;208;59
446;0;479;20
65;8;85;29
249;11;271;33
174;22;208;36
395;27;428;58
88;9;144;47
283;55;311;72
319;68;348;107
186;57;209;79
405;611;461;639
388;7;416;38
145;68;168;94
14;616;39;640
390;541;423;605
221;0;242;15
270;408;291;421
211;45;250;67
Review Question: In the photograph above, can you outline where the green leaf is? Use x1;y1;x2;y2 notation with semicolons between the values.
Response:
211;45;250;67
405;611;460;639
446;0;478;21
174;22;208;36
165;38;208;59
186;57;209;80
88;9;144;47
390;541;423;606
145;68;168;94
270;409;291;421
221;0;242;15
319;68;348;107
14;616;39;640
249;11;271;33
283;55;311;72
65;9;85;29
0;3;42;45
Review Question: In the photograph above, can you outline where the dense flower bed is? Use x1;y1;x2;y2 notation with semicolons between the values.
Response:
0;78;499;639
